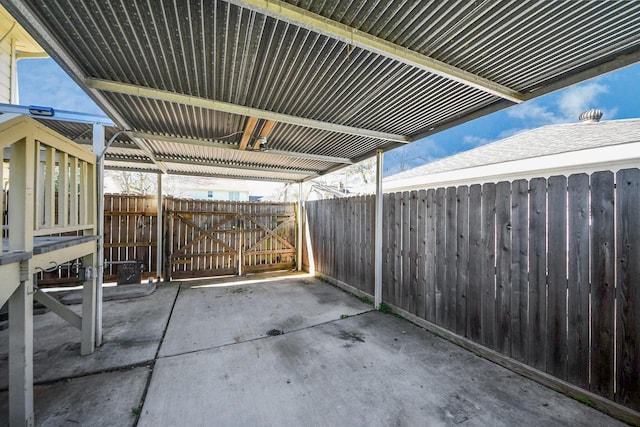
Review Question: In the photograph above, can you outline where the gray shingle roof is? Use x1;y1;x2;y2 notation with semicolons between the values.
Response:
386;118;640;181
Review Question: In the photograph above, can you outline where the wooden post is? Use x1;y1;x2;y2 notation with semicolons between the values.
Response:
8;134;35;426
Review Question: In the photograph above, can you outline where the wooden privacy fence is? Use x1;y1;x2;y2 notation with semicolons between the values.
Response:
305;168;640;414
102;195;297;281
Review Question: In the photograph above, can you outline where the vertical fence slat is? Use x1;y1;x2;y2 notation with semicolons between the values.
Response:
409;191;419;315
417;190;427;319
547;175;568;380
445;186;458;331
393;193;402;307
567;173;590;389
481;183;496;349
467;184;482;341
388;194;398;305
425;189;436;322
456;186;469;337
495;181;512;356
382;194;391;303
511;179;528;362
528;177;547;370
616;168;640;411
402;191;411;311
435;188;446;326
590;171;615;400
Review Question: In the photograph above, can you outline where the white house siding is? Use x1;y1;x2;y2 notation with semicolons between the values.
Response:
0;36;13;103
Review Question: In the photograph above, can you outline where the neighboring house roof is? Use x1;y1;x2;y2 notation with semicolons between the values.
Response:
384;117;640;192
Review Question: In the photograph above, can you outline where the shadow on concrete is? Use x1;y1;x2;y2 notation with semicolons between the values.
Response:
0;271;627;426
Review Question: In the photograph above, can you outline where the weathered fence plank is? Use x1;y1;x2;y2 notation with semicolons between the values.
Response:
402;192;412;311
383;193;391;303
616;168;640;411
435;188;446;326
409;191;419;315
425;189;436;322
417;190;428;319
528;178;547;370
445;186;458;332
590;171;615;400
567;173;590;389
456;186;469;337
495;181;512;356
481;183;496;349
511;179;528;362
391;193;401;306
467;184;482;342
547;175;568;380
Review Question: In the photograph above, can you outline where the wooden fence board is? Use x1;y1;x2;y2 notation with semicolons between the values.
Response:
393;193;403;307
388;194;398;306
590;171;615;400
567;174;590;389
417;190;428;319
528;178;547;370
495;181;512;356
616;168;640;411
435;188;446;326
425;189;436;322
383;194;391;303
402;192;412;311
456;186;469;337
481;183;496;349
366;195;375;295
409;191;419;315
547;175;568;380
510;179;529;363
467;184;482;342
445;187;458;331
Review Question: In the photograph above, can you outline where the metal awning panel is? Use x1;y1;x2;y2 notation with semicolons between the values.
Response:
2;0;639;182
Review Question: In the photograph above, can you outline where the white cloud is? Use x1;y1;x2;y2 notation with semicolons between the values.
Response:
507;81;615;126
507;102;563;124
462;135;491;147
557;82;609;121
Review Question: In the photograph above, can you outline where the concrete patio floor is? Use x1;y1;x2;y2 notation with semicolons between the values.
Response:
0;272;628;426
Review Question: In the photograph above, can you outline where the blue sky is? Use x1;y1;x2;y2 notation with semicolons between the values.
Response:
385;62;640;175
17;58;640;177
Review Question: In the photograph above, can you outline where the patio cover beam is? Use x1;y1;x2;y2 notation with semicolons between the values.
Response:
85;78;409;143
128;131;354;164
227;0;524;104
155;155;320;177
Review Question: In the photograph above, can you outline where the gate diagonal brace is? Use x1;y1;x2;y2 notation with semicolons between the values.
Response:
170;213;237;256
242;215;295;253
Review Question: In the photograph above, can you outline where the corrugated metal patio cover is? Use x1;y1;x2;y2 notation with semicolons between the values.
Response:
3;0;640;182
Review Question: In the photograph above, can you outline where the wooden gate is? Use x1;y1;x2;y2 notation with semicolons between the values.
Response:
164;198;297;279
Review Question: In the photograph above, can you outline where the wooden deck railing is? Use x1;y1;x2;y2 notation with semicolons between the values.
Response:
1;114;99;424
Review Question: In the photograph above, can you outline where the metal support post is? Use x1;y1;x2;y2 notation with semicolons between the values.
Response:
374;149;384;309
80;253;96;355
156;172;163;280
92;124;105;346
297;181;303;271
